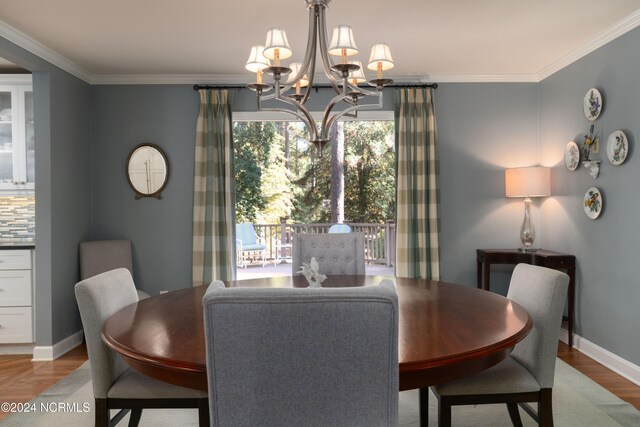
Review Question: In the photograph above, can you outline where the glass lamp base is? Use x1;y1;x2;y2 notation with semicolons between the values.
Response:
518;247;538;253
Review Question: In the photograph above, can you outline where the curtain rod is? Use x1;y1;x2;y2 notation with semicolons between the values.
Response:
193;83;437;91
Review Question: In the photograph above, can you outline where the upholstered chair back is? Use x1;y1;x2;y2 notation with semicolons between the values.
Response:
508;263;569;389
203;280;399;427
74;268;138;399
79;240;133;280
292;232;365;275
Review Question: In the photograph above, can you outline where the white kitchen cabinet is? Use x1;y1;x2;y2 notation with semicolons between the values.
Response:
0;75;34;191
0;249;33;344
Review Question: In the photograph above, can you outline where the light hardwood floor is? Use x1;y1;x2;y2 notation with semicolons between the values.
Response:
0;342;638;421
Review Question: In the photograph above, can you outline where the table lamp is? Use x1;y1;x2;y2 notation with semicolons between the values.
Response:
505;166;550;252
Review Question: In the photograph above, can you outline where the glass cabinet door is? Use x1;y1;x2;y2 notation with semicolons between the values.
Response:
0;83;33;190
23;89;34;184
0;87;16;183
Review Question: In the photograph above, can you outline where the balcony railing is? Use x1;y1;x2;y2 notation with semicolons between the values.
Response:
250;220;396;266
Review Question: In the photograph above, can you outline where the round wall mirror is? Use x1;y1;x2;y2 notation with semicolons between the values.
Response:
126;143;169;199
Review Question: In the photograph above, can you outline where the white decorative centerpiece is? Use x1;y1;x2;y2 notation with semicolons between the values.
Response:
297;257;327;287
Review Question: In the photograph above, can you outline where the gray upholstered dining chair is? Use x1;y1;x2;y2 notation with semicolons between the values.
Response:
291;232;365;276
79;239;150;300
75;268;208;427
432;263;569;427
203;280;399;427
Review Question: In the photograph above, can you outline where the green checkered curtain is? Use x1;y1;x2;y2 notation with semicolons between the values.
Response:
394;87;440;280
193;89;235;286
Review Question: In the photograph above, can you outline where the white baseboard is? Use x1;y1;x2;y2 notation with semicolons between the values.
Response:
32;330;84;361
559;327;640;387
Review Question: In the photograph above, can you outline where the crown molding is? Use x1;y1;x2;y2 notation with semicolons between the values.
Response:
536;8;640;81
89;73;248;85
0;20;92;83
428;74;538;83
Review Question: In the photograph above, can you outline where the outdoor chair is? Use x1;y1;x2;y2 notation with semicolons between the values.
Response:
292;232;365;275
328;223;352;233
203;280;399;426
235;223;266;268
432;263;569;427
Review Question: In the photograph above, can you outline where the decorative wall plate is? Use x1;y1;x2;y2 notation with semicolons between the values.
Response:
583;186;602;219
583;88;602;121
606;130;628;165
564;141;580;171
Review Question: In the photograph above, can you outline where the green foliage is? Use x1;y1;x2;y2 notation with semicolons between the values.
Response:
234;120;395;225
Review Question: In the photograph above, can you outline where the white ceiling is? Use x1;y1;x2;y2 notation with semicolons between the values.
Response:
0;0;639;83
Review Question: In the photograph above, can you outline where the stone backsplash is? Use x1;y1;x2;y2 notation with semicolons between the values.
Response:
0;195;35;240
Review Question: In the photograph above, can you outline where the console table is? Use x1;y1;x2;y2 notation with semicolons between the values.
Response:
476;249;576;347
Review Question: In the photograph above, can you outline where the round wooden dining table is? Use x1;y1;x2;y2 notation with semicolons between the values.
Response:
103;275;531;392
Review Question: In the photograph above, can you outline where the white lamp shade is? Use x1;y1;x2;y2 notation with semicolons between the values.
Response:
348;60;367;84
505;167;551;197
328;25;358;56
287;62;310;87
263;28;293;60
367;43;395;71
245;45;270;72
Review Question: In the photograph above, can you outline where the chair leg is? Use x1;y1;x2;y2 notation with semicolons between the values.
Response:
95;398;109;427
419;388;429;427
506;403;523;427
539;388;554;427
437;395;452;427
127;408;143;427
198;398;210;427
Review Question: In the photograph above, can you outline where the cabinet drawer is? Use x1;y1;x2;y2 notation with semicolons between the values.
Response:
0;307;33;343
0;270;31;306
0;250;31;270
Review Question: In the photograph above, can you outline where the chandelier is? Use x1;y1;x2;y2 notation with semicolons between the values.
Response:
245;0;394;155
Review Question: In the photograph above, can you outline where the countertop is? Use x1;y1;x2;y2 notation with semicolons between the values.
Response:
0;239;35;249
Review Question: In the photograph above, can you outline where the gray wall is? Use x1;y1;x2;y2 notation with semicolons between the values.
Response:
91;85;199;294
538;27;640;366
436;83;539;295
0;38;92;345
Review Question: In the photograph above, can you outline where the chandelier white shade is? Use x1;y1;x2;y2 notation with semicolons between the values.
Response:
348;61;367;84
287;63;309;87
263;28;293;61
328;25;358;57
245;0;395;155
368;43;395;71
245;45;271;73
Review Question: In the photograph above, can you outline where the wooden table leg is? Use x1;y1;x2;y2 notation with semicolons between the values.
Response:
476;260;482;289
567;266;575;347
419;387;429;427
483;262;491;292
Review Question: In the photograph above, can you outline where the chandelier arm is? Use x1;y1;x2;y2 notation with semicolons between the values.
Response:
316;5;341;92
291;5;318;86
270;88;319;142
321;91;383;140
300;26;318;105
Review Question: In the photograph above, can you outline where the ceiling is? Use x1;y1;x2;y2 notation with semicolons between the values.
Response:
0;0;639;83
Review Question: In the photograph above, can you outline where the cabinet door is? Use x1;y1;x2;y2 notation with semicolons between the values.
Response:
0;270;32;306
0;307;33;343
23;88;34;184
0;83;34;190
0;86;18;185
